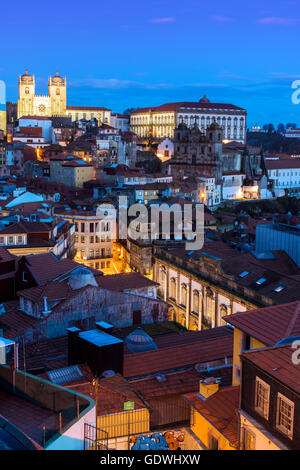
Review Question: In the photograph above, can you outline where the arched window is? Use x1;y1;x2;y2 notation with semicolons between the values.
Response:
181;283;187;307
169;277;176;300
193;290;200;313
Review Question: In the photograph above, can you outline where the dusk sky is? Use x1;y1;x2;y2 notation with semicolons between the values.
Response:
1;0;300;127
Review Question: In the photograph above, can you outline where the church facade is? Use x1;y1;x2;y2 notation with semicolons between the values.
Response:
17;70;67;118
17;70;111;124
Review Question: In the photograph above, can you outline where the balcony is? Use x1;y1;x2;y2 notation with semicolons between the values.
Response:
0;364;95;450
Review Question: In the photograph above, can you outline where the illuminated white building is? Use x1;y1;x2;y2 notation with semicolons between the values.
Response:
130;95;247;143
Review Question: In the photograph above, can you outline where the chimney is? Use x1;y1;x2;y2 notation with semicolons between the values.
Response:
95;321;114;334
66;327;81;366
42;296;51;315
199;377;220;399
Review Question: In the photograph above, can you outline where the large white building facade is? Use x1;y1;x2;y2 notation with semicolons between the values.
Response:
130;95;247;143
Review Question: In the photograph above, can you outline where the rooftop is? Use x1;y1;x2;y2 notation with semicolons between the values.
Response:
131;101;246;114
224;301;300;346
183;386;240;448
242;344;300;394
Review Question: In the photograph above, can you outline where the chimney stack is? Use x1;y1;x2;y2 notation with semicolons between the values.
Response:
199;377;220;399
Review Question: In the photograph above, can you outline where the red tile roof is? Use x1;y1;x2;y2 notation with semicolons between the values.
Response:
66;372;148;415
242;344;300;394
0;308;39;339
21;253;80;285
0;221;51;235
224;301;300;346
131;101;246;114
0;246;16;263
266;159;300;170
183;386;240;447
66;105;111;111
123;329;233;378
96;273;158;291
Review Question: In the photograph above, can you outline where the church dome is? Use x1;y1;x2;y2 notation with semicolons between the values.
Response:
68;267;98;290
52;71;64;84
21;70;33;82
125;327;158;354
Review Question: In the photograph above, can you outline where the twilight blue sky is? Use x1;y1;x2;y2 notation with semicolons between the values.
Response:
1;0;300;127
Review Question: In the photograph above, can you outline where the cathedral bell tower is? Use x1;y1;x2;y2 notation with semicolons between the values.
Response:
48;71;67;116
17;70;35;118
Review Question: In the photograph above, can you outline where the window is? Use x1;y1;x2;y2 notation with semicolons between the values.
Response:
276;393;294;439
0;236;5;244
8;236;14;244
274;285;285;293
256;277;267;285
242;427;255;450
169;278;176;300
208;433;219;450
255;377;270;419
81;236;85;243
17;236;23;244
239;271;249;278
90;223;94;233
181;284;187;307
241;333;251;351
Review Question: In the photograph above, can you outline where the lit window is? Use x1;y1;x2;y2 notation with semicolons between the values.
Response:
255;377;270;419
274;285;285;293
242;428;255;450
276;393;294;439
256;277;267;285
239;271;249;278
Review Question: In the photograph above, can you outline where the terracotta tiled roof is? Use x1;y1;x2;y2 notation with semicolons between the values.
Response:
183;386;240;447
66;372;148;416
21;253;80;285
0;221;51;235
131;102;246;114
66;105;111;111
242;344;300;394
224;301;300;346
96;273;159;291
266;159;300;170
0;246;16;263
0;308;39;339
123;328;233;379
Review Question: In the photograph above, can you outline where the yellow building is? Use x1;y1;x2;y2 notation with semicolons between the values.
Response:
17;70;66;118
17;70;111;125
49;155;94;188
223;302;300;386
183;380;240;450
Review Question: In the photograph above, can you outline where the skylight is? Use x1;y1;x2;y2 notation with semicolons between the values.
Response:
274;285;285;293
239;271;249;277
256;277;267;285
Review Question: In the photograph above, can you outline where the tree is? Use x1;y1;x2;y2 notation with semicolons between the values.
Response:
286;123;297;129
277;123;285;134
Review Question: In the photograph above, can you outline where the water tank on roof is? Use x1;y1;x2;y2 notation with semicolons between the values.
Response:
125;327;158;354
68;267;98;290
